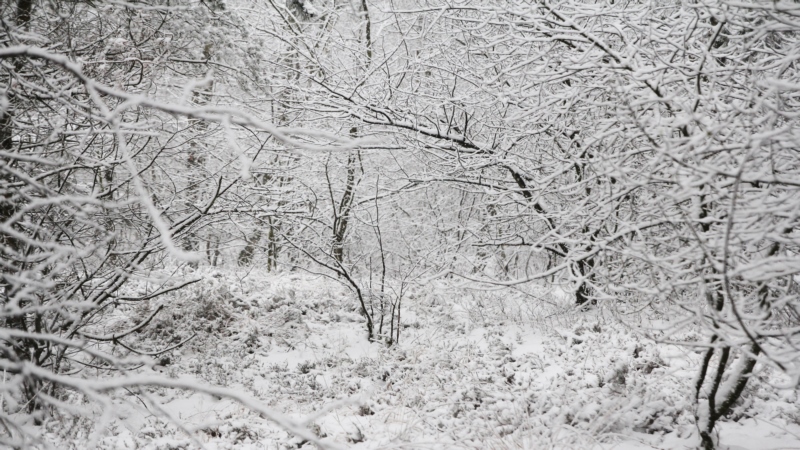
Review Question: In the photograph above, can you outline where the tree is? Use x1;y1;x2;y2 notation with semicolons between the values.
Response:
0;0;355;446
402;2;800;448
251;1;800;447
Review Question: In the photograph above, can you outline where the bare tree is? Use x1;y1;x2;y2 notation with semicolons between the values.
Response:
0;0;358;446
250;1;800;448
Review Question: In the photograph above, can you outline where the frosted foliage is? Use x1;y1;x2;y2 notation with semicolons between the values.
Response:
2;0;800;450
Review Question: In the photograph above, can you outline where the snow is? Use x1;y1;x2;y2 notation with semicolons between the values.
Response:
37;269;800;449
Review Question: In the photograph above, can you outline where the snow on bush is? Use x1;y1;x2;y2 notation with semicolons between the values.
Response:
42;269;800;449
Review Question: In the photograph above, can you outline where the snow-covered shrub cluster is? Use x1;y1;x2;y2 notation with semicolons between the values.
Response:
36;270;798;449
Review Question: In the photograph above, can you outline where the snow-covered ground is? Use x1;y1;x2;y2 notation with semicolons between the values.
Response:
41;269;800;449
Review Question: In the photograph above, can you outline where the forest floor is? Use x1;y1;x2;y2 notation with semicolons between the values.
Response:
45;268;800;449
